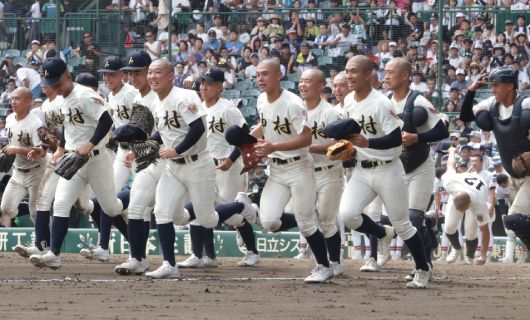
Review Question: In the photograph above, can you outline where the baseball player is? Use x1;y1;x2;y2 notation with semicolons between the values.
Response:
441;147;492;265
459;66;530;252
332;72;350;117
0;87;46;228
335;55;430;288
299;68;344;276
250;58;333;283
29;57;126;269
178;67;260;268
113;50;158;274
14;85;63;257
144;59;219;279
383;58;449;271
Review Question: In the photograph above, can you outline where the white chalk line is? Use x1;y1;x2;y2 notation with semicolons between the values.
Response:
2;275;530;283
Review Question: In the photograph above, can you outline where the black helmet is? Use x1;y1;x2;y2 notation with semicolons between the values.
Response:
489;67;518;88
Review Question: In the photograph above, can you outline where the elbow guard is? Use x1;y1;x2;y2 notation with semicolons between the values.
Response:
475;111;493;131
521;108;530;131
412;107;428;128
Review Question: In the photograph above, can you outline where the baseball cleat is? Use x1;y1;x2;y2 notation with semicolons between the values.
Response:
177;254;204;268
330;261;344;277
15;245;42;258
376;225;394;267
141;258;150;271
29;251;61;269
294;250;309;260
145;261;180;279
446;248;462;264
80;246;110;262
304;264;334;283
235;192;258;224
436;253;447;262
351;251;363;260
238;252;261;267
115;258;146;275
404;269;415;281
360;257;380;272
500;255;514;264
406;268;431;289
462;256;473;265
202;256;218;267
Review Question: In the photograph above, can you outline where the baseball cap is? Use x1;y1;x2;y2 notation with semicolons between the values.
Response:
34;98;43;103
450;132;461;139
4;53;13;59
31;40;40;45
208;30;217;37
191;78;202;92
201;67;225;83
98;56;124;73
321;119;361;139
30;59;41;66
287;29;297;34
460;145;472;151
389;41;397;47
505;20;513;25
75;72;99;88
456;12;465;18
41;57;67;86
301;41;310;47
456;68;465;75
450;44;458;50
493;156;502;165
474;43;483;49
121;50;152;71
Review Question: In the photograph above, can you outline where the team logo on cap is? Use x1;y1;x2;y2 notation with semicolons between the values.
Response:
105;61;110;69
44;70;50;78
128;57;134;65
205;69;212;76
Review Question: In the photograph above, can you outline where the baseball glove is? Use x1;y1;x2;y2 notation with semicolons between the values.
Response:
37;126;59;152
54;153;90;180
239;143;260;174
0;152;15;173
326;140;356;161
130;140;160;172
512;151;530;177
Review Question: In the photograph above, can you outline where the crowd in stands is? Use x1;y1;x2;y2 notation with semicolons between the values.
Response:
2;0;530;112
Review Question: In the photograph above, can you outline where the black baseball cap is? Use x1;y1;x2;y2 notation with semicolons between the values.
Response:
122;50;152;71
75;72;99;88
191;78;202;92
201;67;225;83
97;56;124;73
41;57;67;86
321;119;361;139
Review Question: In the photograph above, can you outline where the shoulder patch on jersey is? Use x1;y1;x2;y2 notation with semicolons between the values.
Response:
187;103;198;114
428;106;437;113
91;97;105;105
389;110;399;119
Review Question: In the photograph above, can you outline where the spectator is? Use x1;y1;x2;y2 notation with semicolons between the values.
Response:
424;77;443;107
174;40;190;65
444;87;462;112
328;13;342;38
286;29;301;54
208;14;224;39
264;14;285;38
61;0;75;14
44;40;66;61
195;23;208;43
451;68;470;93
143;30;161;60
292;41;317;74
504;20;516;44
332;24;357;50
250;16;267;39
173;62;188;88
244;53;259;79
259;46;270;61
513;56;530;90
314;24;332;48
184;53;199;78
191;38;206;62
225;31;243;57
0;79;15;109
205;30;221;51
285;10;303;37
410;71;428;93
42;0;62;18
453;118;473;141
0;118;6;137
217;59;236;89
515;33;530;56
237;46;252;74
350;12;367;43
279;42;294;74
15;65;41;99
303;16;319;42
466;62;482;83
448;44;463;69
74;32;102;74
26;40;45;64
1;53;16;75
405;12;423;43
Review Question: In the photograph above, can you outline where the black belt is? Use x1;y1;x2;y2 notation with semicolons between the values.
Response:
65;149;100;157
360;160;392;169
271;156;301;165
172;154;199;164
315;164;334;172
16;165;41;173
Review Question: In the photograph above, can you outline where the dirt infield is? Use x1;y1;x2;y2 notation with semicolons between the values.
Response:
0;253;528;320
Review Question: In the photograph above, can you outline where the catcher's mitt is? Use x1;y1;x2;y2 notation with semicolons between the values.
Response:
239;143;260;174
112;103;155;142
130;140;160;172
0;152;15;173
37;126;59;152
512;151;530;177
326;140;356;161
54;153;90;180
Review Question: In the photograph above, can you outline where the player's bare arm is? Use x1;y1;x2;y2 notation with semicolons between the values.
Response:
447;146;457;170
309;140;335;155
476;224;490;265
255;126;311;157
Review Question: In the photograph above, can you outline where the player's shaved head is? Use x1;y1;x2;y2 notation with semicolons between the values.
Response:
151;59;174;74
258;58;282;74
12;87;32;101
299;68;325;102
389;57;412;75
347;55;373;73
148;59;175;94
303;68;326;85
453;192;471;212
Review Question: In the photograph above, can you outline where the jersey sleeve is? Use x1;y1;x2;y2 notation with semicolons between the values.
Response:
81;91;109;122
178;91;205;125
289;99;308;135
472;96;495;115
326;106;341;124
30;116;45;147
378;100;402;135
414;95;444;132
225;105;247;127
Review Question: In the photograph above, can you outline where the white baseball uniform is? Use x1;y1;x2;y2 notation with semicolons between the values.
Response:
1;112;46;220
127;90;164;222
442;169;491;240
206;97;247;204
257;89;318;237
307;99;344;238
53;84;123;218
152;87;218;228
390;91;441;211
108;83;139;192
340;89;417;240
